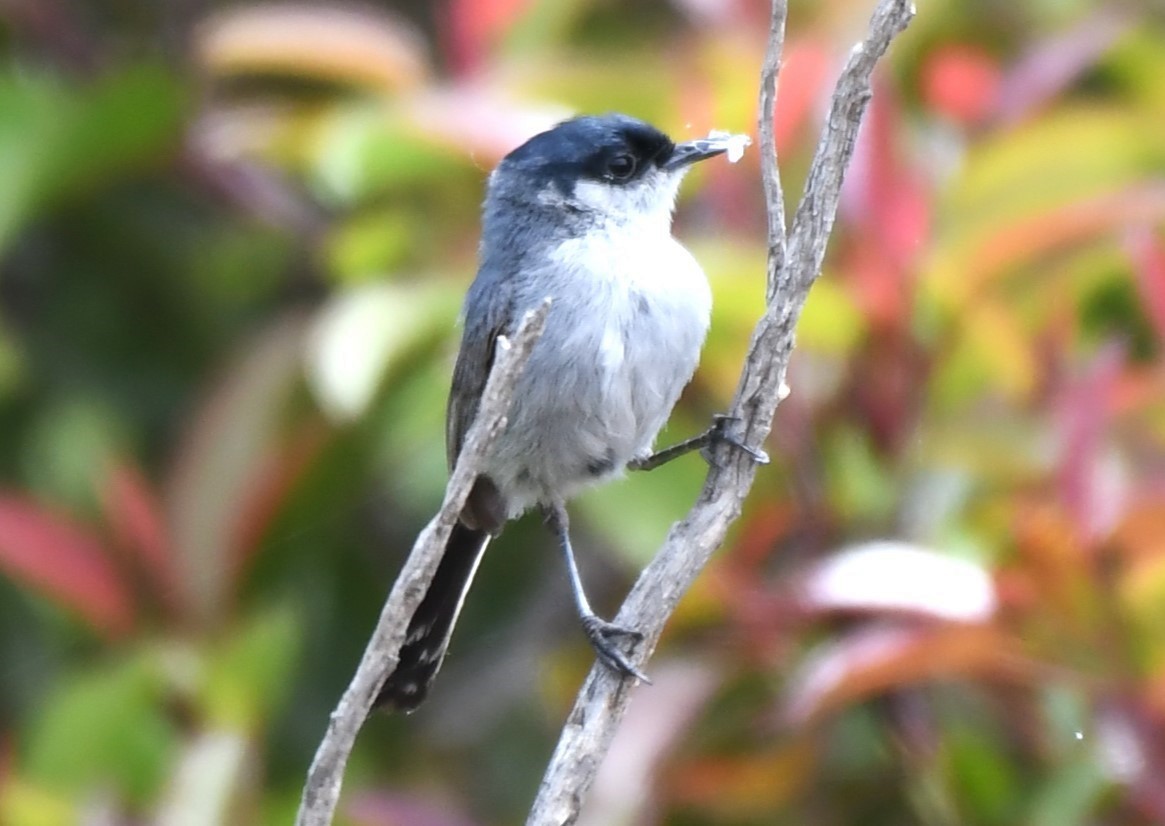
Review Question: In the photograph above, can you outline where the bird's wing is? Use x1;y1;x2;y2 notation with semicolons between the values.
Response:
445;266;513;469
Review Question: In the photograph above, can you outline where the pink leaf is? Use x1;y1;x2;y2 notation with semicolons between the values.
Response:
997;9;1134;124
165;316;307;626
1097;699;1165;821
584;661;721;826
405;88;569;164
0;495;134;637
1056;343;1128;542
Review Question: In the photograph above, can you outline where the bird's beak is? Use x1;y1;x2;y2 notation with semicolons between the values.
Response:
662;137;731;170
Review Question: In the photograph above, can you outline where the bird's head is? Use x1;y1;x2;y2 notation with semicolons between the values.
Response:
487;113;731;232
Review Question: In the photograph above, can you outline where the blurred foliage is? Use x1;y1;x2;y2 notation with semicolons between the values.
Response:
1;0;1165;824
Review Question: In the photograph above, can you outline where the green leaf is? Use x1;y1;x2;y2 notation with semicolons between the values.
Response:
203;605;300;728
1027;757;1108;826
0;319;25;399
305;280;460;422
576;434;708;566
0;67;184;253
824;426;898;522
22;395;128;514
23;655;178;806
946;724;1020;824
326;209;422;281
944;107;1165;241
311;106;474;204
798;276;866;354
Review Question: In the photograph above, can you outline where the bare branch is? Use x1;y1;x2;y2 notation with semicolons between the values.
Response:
525;1;915;824
295;300;551;826
758;0;788;305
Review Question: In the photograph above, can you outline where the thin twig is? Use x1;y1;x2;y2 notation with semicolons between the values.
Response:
294;300;551;826
525;1;915;824
758;0;789;304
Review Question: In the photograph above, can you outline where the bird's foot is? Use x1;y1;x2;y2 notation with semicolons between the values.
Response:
702;414;771;466
580;614;652;684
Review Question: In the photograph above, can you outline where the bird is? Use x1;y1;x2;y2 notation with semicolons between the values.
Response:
375;113;754;712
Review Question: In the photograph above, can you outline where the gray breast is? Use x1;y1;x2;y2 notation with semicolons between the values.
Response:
479;231;711;516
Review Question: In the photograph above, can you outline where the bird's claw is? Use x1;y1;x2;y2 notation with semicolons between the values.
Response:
581;615;652;684
702;414;771;466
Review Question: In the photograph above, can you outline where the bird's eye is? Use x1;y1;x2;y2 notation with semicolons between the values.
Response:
606;153;637;180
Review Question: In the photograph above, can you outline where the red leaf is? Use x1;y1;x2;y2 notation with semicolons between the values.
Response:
0;495;134;637
102;460;186;621
844;80;931;257
443;0;534;74
841;80;931;325
229;421;329;585
773;39;833;154
783;623;1028;725
1125;228;1165;342
921;44;1000;126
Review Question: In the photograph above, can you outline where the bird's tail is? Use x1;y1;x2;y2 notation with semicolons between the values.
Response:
374;521;491;712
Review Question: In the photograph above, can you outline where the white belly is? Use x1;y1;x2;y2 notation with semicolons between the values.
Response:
485;230;712;515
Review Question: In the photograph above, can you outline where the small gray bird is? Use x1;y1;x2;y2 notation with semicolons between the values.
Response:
376;114;752;712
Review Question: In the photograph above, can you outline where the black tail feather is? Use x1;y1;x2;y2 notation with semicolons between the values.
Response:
374;522;491;712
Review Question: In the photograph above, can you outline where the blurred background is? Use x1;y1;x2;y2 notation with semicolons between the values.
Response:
1;0;1164;823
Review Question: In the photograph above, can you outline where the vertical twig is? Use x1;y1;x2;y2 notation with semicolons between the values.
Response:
758;0;789;303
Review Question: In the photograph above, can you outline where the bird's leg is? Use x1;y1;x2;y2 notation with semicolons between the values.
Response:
544;502;651;684
628;413;770;472
627;431;711;472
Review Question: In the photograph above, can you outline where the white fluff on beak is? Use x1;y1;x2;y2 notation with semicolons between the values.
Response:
705;130;752;163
